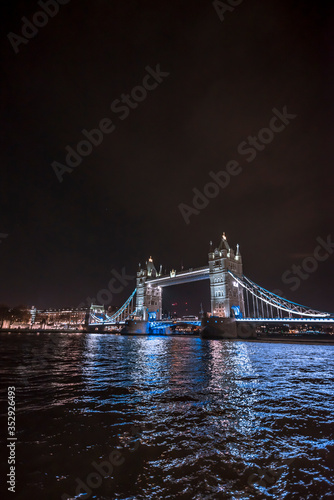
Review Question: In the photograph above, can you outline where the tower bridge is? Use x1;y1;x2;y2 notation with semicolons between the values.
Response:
89;233;334;336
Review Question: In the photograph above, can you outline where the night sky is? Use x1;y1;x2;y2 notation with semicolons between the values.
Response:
1;0;333;314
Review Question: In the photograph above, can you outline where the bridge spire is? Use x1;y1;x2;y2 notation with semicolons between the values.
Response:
218;232;230;252
147;256;158;277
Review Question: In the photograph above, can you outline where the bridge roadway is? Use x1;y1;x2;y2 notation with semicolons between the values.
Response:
146;266;210;287
149;317;334;331
93;317;334;328
148;319;201;329
236;317;334;323
149;317;334;328
148;316;334;335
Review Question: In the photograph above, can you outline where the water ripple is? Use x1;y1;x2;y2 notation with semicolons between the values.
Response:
0;333;333;499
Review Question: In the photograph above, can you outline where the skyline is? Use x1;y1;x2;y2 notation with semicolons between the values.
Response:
1;0;333;311
1;231;333;318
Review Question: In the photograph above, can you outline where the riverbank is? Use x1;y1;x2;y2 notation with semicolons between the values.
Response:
232;337;334;345
1;329;334;345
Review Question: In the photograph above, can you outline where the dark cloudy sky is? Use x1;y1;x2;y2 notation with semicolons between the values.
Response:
1;0;333;314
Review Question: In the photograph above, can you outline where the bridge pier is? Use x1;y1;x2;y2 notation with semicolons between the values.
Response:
87;324;105;333
200;317;258;339
201;317;237;339
121;320;148;335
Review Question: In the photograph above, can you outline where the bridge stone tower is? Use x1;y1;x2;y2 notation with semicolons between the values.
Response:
136;257;162;321
208;233;245;318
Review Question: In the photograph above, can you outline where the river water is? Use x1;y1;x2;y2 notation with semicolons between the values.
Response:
0;332;333;499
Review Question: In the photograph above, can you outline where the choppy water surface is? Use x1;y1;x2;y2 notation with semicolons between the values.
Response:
0;333;334;499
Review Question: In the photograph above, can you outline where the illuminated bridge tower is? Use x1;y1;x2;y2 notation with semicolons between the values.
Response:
136;257;162;321
209;233;245;318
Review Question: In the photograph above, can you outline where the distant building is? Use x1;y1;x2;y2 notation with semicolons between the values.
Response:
30;307;89;330
0;306;89;330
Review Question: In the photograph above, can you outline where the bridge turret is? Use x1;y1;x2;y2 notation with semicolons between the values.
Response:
208;241;214;261
235;243;243;276
219;232;229;250
208;233;245;318
135;256;162;321
147;256;159;278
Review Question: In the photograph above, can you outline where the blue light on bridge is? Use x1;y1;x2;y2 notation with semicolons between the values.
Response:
231;305;243;319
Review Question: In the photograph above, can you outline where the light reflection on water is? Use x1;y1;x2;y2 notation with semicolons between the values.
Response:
0;333;333;499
